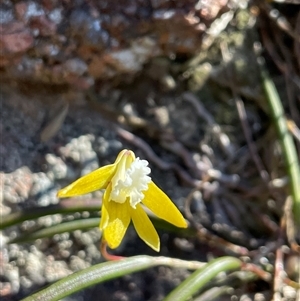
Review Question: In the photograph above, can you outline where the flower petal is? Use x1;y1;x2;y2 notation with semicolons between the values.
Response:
99;183;112;230
57;164;115;198
103;200;131;249
142;181;187;228
130;203;160;252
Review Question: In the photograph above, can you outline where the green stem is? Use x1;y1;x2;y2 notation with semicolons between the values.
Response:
0;199;101;229
260;64;300;225
21;256;154;301
9;218;100;244
163;257;242;301
8;217;193;244
21;255;205;301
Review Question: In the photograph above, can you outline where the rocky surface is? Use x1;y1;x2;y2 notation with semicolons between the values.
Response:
0;92;193;300
0;0;230;93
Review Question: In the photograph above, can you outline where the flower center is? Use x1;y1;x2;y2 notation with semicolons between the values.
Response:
110;156;151;208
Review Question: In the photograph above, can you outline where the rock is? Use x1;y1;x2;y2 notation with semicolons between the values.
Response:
30;172;57;206
59;134;99;176
45;153;75;180
44;257;72;282
2;167;33;205
0;22;34;66
0;0;229;93
25;253;45;285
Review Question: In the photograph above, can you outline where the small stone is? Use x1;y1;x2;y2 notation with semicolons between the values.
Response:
44;258;71;282
2;167;33;204
64;58;88;76
282;284;297;299
30;172;57;206
69;256;90;272
25;253;45;285
4;265;20;294
19;276;33;289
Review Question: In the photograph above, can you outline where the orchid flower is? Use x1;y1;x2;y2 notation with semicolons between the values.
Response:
57;149;187;251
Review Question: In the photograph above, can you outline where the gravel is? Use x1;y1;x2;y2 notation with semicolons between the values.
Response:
1;92;191;301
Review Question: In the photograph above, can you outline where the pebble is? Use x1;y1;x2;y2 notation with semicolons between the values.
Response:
2;167;33;204
282;285;297;299
20;276;33;289
30;172;57;206
64;58;88;76
45;153;68;180
59;134;99;176
0;233;8;248
4;265;19;294
44;259;71;282
25;253;45;285
69;256;90;272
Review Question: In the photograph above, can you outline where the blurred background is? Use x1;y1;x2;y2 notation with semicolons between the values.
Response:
1;0;300;300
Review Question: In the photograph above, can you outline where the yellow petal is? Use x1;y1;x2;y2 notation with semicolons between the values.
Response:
99;183;112;230
130;203;160;252
103;200;131;249
57;164;115;198
142;181;188;228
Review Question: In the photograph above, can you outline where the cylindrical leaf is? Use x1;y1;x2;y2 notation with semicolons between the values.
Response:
1;199;101;229
21;255;157;301
164;256;242;301
9;218;100;244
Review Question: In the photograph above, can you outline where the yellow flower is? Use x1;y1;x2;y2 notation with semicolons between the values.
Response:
57;149;187;251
